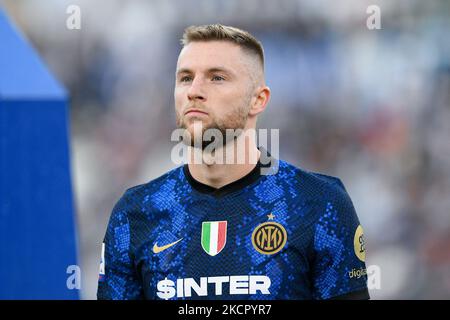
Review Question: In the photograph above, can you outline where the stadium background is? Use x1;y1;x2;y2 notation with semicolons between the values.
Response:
1;0;449;299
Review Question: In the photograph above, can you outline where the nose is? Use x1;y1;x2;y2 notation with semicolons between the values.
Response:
187;77;206;102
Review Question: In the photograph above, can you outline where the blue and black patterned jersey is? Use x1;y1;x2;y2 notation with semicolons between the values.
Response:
97;153;369;300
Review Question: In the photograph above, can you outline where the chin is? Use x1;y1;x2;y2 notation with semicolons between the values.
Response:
184;119;209;131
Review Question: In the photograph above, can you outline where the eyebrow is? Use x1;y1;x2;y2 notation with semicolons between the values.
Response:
176;67;235;77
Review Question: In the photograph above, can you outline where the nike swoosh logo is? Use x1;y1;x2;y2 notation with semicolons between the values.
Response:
152;238;183;254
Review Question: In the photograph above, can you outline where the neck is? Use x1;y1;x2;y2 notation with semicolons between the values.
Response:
187;129;260;189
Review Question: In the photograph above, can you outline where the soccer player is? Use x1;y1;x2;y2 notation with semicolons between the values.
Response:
97;24;369;300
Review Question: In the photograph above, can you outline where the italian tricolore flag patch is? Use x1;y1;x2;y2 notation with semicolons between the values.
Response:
201;221;227;256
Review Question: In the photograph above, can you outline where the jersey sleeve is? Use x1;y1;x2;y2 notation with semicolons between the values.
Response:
97;191;144;300
311;178;369;300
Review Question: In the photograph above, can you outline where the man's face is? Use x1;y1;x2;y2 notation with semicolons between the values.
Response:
174;41;255;147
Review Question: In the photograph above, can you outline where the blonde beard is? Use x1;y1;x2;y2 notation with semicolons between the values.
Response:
176;103;250;150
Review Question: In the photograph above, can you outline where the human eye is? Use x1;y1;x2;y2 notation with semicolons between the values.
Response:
180;75;192;83
211;75;225;81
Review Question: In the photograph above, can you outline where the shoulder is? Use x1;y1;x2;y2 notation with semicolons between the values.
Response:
110;165;185;218
273;159;359;227
123;165;184;200
276;159;351;203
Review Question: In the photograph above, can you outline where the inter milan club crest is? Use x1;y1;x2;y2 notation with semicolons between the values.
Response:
252;213;287;255
201;221;227;256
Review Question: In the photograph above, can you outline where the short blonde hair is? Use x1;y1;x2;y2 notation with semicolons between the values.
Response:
181;24;264;70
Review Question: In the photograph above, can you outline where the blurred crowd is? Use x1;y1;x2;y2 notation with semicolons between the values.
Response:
1;0;449;299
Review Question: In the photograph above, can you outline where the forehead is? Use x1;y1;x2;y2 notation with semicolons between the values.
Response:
176;41;248;72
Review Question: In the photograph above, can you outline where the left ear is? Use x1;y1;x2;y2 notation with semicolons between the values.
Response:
249;86;271;116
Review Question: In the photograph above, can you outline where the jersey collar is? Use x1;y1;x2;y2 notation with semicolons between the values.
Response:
183;148;274;198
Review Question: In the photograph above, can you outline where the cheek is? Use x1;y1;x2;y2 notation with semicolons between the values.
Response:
174;89;185;109
222;88;251;112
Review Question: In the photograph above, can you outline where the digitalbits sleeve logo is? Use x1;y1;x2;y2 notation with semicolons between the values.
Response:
353;225;366;262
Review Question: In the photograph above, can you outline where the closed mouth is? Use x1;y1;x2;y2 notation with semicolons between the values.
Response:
185;109;208;116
